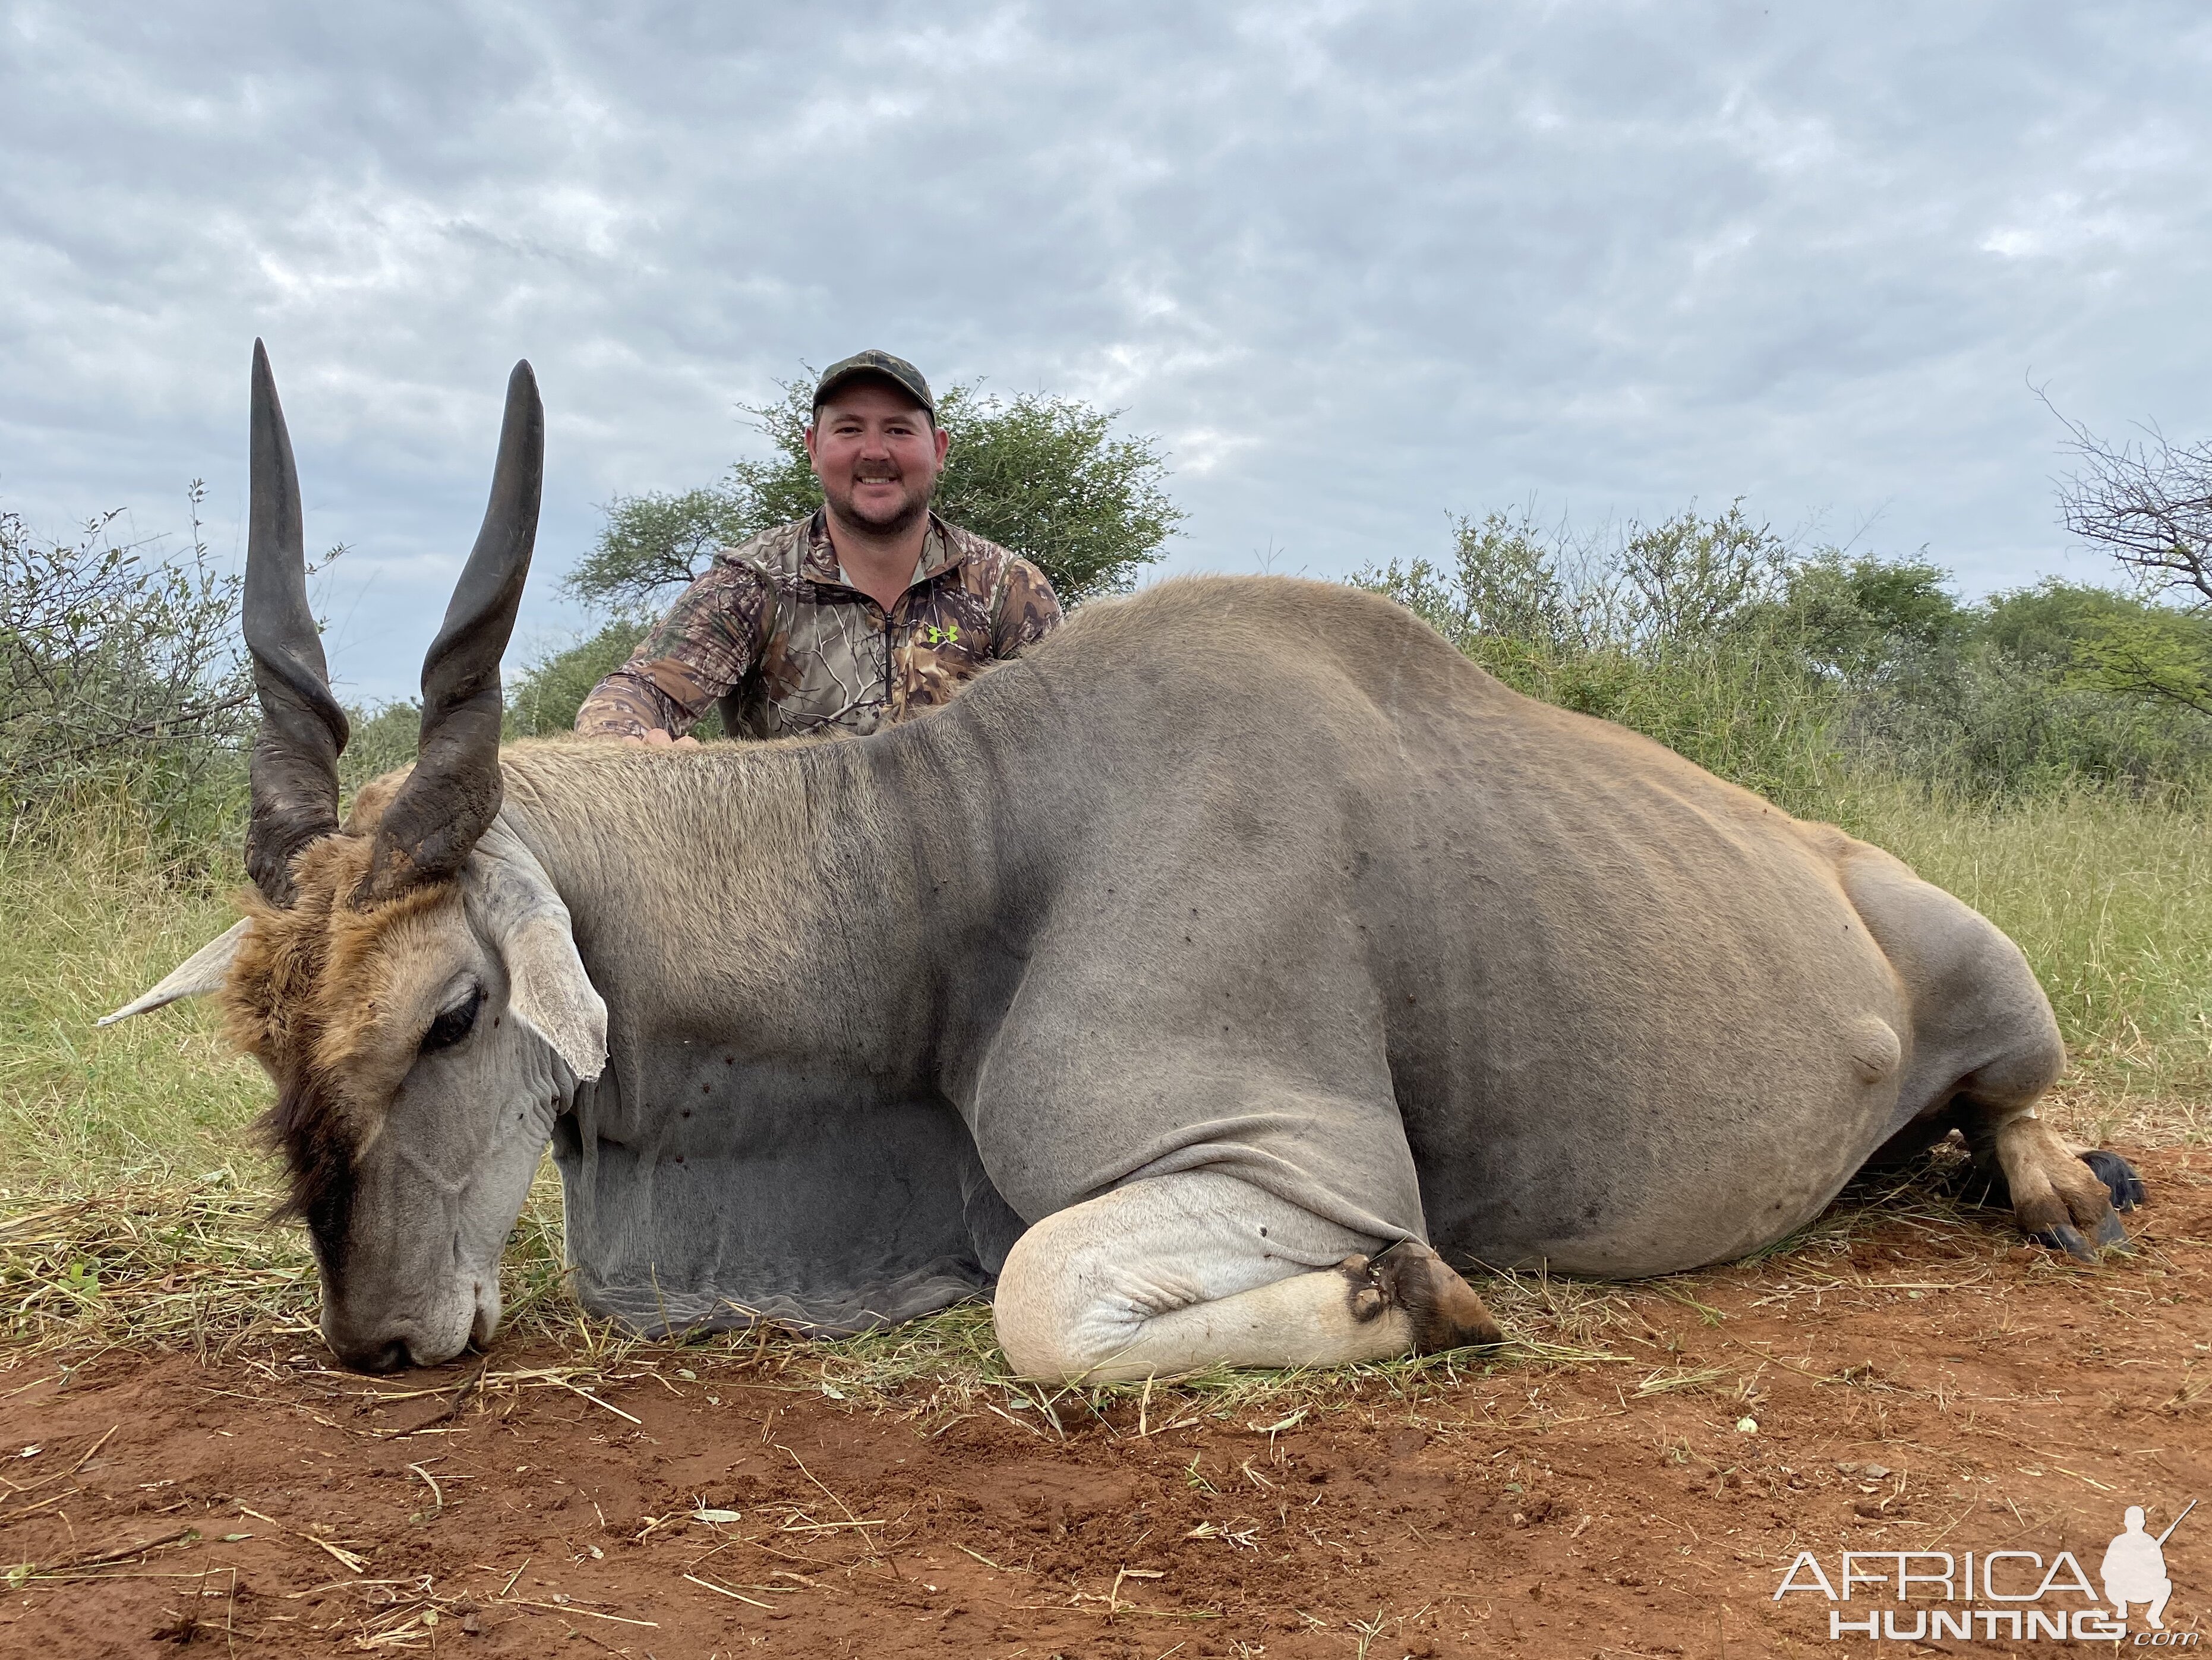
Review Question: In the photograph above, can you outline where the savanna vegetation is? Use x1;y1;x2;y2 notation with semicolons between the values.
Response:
4;392;2210;1372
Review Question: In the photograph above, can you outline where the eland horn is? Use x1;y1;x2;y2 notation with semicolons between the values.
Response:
244;339;350;907
360;360;542;902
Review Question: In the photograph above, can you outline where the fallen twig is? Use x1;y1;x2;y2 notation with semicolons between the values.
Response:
30;1525;198;1573
235;1505;365;1573
683;1572;772;1609
500;1597;659;1626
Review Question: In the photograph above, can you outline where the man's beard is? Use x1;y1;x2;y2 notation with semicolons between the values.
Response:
826;472;933;538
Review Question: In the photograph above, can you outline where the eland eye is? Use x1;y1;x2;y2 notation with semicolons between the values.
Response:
422;986;484;1054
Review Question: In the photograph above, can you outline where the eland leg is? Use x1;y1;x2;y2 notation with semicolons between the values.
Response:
992;1170;1500;1384
1854;1084;2142;1261
1839;843;2135;1261
1973;1109;2138;1261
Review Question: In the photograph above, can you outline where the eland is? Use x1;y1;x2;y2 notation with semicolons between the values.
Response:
109;346;2144;1380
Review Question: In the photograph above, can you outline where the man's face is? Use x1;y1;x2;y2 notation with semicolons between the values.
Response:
806;381;950;539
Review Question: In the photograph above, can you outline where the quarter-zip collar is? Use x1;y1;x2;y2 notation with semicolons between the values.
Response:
801;509;971;599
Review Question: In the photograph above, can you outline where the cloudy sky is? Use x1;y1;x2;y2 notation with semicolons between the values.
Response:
5;2;2209;704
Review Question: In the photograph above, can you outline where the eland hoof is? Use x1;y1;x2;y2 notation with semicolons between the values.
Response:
1370;1241;1503;1352
2030;1223;2099;1263
2091;1207;2134;1252
2080;1148;2146;1212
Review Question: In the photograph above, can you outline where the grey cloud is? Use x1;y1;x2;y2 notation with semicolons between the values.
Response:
4;1;2209;702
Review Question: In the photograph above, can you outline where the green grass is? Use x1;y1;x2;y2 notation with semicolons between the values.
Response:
1831;778;2212;1128
2;779;2207;1386
0;810;262;1189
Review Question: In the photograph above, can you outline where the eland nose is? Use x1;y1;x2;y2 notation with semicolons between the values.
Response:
336;1336;414;1374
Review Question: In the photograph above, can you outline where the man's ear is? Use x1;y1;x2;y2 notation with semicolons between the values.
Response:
463;822;607;1083
99;919;251;1026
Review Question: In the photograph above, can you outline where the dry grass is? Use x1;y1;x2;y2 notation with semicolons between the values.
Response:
0;1146;2059;1441
3;784;2205;1416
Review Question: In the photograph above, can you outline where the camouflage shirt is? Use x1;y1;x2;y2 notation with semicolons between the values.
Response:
573;512;1062;741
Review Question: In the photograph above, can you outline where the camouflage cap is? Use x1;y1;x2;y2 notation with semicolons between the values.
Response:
812;349;935;418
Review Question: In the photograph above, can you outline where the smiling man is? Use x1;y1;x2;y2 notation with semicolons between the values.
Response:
574;350;1062;745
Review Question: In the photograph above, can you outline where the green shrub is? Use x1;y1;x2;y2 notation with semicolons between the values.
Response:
1358;505;1845;811
504;621;647;738
1357;506;2212;806
500;620;730;740
340;700;424;793
0;493;254;859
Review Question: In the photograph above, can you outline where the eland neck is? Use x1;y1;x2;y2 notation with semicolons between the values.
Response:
488;725;999;1088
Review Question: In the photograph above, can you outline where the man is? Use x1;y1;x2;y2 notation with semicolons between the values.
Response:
575;349;1062;745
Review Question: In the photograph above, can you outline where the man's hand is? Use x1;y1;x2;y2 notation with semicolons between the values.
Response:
626;728;700;750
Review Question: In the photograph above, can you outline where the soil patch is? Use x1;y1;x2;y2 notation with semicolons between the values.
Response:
5;1148;2210;1657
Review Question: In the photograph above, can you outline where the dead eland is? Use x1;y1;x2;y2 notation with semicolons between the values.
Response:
108;346;2145;1380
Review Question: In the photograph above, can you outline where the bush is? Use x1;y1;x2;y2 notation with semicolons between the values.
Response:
0;491;253;860
1357;505;1848;810
1837;583;2212;798
505;621;664;739
0;493;453;869
1356;507;2212;807
340;701;425;793
1781;551;1970;677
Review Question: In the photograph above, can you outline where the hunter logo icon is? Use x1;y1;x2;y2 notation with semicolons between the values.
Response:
2106;1500;2193;1631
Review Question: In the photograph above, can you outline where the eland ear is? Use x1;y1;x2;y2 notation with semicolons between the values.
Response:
98;919;251;1026
462;822;607;1083
503;916;610;1084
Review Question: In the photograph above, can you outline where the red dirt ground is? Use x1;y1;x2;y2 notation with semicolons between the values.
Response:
5;1147;2210;1659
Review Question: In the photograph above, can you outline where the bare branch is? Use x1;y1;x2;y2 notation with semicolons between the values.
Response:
2041;388;2212;610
